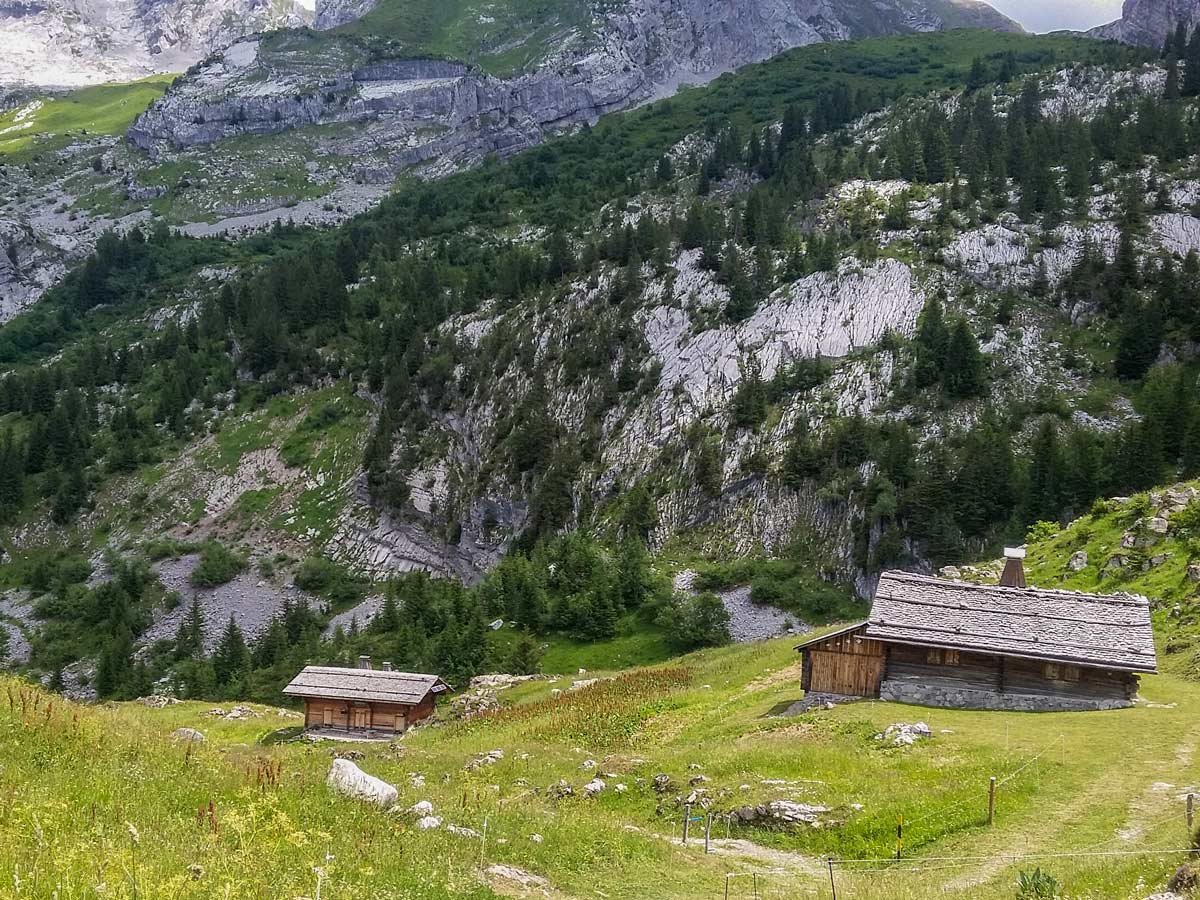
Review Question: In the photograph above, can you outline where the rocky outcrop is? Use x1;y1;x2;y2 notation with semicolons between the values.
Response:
0;0;311;88
129;0;1020;172
315;0;378;29
1088;0;1200;47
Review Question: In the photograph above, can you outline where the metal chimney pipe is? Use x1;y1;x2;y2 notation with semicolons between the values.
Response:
358;655;372;670
1000;547;1026;588
381;662;393;672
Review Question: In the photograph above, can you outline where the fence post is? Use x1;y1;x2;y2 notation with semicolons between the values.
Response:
988;776;997;827
896;814;903;860
724;874;730;900
1188;793;1195;834
827;858;838;900
752;873;759;900
682;803;691;845
705;812;713;853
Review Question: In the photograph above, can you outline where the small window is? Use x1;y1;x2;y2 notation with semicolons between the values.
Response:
927;648;943;665
944;650;961;666
1044;663;1061;680
1062;665;1080;682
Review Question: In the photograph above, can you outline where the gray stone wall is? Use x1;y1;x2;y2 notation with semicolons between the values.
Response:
879;678;1135;712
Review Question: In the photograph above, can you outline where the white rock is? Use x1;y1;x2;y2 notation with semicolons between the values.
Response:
326;759;398;808
584;778;606;797
417;815;442;830
171;727;206;743
409;800;434;816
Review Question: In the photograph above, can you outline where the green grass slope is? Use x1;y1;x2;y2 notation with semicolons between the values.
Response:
1016;484;1200;681
0;78;173;160
5;637;1200;899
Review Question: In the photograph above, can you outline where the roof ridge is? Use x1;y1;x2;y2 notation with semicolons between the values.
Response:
878;570;1150;607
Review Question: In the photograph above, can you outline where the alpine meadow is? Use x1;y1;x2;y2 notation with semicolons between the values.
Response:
5;0;1200;897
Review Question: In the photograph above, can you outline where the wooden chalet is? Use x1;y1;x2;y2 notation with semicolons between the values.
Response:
795;552;1157;712
283;657;449;738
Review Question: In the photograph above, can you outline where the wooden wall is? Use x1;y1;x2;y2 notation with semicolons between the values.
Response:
800;627;887;697
302;694;437;732
884;644;1138;703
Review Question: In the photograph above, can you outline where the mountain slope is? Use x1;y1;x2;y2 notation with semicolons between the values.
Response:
0;0;312;88
1088;0;1200;47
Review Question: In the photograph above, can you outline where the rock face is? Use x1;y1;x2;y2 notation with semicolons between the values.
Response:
129;0;1020;170
314;0;377;29
1088;0;1200;47
327;759;399;807
0;0;312;88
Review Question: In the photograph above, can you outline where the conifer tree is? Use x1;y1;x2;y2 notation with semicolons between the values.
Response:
212;615;248;687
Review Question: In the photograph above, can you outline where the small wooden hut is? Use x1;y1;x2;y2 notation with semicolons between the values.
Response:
795;557;1157;712
283;657;449;737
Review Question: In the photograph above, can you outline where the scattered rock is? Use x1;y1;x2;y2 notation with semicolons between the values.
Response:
408;800;434;816
615;783;628;793
1067;550;1088;571
137;695;180;708
689;774;709;786
417;815;442;830
334;749;365;761
653;774;675;794
465;749;504;770
485;865;549;890
529;833;544;843
546;780;574;800
446;824;481;838
938;565;962;580
171;727;206;743
581;759;597;770
584;778;606;797
1188;564;1200;583
326;759;398;808
876;722;932;747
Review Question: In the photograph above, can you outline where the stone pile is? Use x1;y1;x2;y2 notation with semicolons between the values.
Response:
876;722;932;746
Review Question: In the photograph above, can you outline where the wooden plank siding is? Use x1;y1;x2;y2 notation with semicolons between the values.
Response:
302;694;437;733
800;626;887;696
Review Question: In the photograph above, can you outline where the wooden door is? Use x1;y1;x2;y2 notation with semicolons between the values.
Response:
393;713;407;733
352;708;368;729
808;650;885;696
322;707;333;727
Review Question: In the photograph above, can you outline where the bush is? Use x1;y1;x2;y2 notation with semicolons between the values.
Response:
656;592;731;651
190;541;246;588
1025;520;1059;544
294;556;367;609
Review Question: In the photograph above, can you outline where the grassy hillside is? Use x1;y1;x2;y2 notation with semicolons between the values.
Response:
4;638;1200;899
1013;484;1200;681
334;0;596;77
0;78;173;160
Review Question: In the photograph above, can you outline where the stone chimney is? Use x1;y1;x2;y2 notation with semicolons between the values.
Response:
1000;547;1026;588
358;655;372;670
381;662;393;672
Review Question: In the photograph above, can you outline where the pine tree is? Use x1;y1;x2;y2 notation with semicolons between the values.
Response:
912;296;950;389
1184;25;1200;97
942;318;986;399
212;615;248;686
507;631;543;675
615;534;651;610
175;595;206;661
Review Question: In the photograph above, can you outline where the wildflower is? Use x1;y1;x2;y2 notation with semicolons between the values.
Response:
126;822;140;846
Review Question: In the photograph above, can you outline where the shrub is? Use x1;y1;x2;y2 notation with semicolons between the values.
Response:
294;556;367;609
190;541;246;588
656;592;731;651
1025;520;1059;544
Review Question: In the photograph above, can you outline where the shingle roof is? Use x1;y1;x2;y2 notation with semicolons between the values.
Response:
282;667;450;704
862;571;1157;673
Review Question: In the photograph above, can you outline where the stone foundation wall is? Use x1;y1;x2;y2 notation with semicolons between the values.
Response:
879;679;1134;712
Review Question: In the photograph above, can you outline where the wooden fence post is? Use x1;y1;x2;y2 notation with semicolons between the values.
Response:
682;803;692;845
988;776;997;827
896;814;903;860
705;812;713;853
1188;793;1195;834
827;859;838;900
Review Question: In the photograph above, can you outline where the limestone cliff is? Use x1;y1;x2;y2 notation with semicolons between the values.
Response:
1088;0;1200;47
0;0;312;87
129;0;1021;173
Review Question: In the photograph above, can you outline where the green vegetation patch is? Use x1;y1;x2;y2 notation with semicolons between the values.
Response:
0;77;173;159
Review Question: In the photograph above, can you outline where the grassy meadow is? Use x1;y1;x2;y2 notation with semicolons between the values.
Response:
3;636;1200;899
0;78;173;160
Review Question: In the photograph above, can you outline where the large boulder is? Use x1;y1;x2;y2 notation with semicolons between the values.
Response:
327;759;398;807
171;727;206;743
